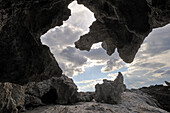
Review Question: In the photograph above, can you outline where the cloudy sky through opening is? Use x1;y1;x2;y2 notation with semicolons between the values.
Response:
41;1;170;92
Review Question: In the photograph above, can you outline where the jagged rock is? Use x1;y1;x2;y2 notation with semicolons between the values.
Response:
95;72;124;104
77;92;95;102
25;94;43;110
0;82;25;113
0;0;73;84
165;81;170;86
1;0;170;85
140;84;170;112
75;0;170;63
25;75;78;109
24;91;168;113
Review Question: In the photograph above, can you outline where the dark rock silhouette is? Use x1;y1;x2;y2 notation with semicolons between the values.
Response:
1;0;170;112
165;81;170;86
0;0;73;84
1;0;170;84
95;72;124;104
75;0;170;63
140;84;170;112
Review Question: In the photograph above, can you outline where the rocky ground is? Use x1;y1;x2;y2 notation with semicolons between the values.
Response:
0;72;170;113
24;91;168;113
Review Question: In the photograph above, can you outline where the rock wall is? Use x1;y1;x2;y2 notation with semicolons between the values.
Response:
140;84;170;112
75;0;170;63
0;0;73;84
0;83;25;113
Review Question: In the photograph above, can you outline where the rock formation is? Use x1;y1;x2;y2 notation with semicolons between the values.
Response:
0;83;25;113
77;92;95;102
140;84;170;112
1;0;170;84
165;81;170;86
0;0;73;84
24;90;169;113
95;72;124;104
75;0;170;63
25;75;78;109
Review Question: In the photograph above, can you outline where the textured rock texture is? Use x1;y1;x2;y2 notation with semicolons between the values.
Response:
77;92;95;102
140;84;170;112
95;72;124;104
0;82;25;113
75;0;170;63
25;75;78;109
24;91;168;113
0;0;73;84
1;0;170;85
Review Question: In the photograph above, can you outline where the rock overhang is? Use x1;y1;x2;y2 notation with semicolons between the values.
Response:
0;0;170;84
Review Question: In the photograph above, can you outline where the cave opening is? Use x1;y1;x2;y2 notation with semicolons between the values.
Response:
40;1;170;92
41;88;58;104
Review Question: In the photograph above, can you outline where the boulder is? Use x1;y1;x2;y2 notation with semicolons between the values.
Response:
77;92;95;102
165;81;170;86
0;82;25;113
95;72;124;104
25;75;78;109
140;84;170;112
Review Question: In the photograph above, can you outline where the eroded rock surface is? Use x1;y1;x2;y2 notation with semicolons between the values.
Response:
95;72;124;104
140;84;170;112
0;0;73;84
75;0;170;63
24;91;168;113
77;92;95;102
0;83;25;113
25;75;78;109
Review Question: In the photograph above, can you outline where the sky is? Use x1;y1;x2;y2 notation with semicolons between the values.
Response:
41;1;170;92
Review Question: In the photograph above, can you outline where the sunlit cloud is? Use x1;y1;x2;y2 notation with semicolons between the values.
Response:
41;1;170;91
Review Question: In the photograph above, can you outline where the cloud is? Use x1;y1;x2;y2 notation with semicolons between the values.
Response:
41;1;96;77
40;0;170;91
101;57;125;73
121;24;170;88
75;77;118;91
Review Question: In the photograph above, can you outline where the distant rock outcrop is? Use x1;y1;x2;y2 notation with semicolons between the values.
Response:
25;75;78;109
77;92;95;102
95;72;124;104
0;83;25;113
140;84;170;112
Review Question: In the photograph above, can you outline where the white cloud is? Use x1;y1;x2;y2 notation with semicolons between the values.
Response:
121;24;170;88
40;0;170;91
101;57;125;73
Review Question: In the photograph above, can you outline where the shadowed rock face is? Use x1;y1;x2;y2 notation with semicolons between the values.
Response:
0;0;73;84
140;84;170;112
1;0;170;84
75;0;170;63
25;75;78;109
